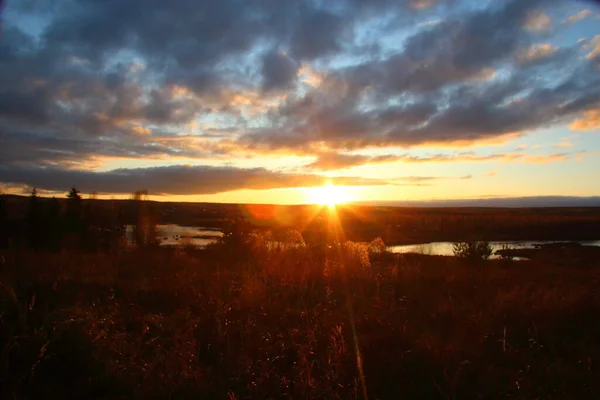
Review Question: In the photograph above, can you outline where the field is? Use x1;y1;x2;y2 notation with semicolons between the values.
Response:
1;195;600;399
2;244;600;399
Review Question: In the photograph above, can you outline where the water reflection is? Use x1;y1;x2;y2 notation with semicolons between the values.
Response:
125;224;223;247
387;240;600;258
124;225;600;256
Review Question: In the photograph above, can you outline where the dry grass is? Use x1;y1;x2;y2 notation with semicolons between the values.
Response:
1;246;600;399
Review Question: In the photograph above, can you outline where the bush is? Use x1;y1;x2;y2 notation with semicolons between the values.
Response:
368;237;387;254
453;240;493;263
498;244;515;262
342;240;371;269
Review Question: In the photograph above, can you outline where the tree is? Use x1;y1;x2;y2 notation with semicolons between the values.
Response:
67;186;82;201
44;197;63;251
64;186;85;248
26;187;43;250
0;193;9;248
453;241;493;264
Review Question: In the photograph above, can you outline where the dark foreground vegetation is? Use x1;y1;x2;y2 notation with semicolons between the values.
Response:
2;189;600;398
2;242;600;398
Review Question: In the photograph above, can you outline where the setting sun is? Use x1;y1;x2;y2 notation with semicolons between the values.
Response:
307;183;350;207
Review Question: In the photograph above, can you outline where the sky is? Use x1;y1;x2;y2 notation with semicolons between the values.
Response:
0;0;599;204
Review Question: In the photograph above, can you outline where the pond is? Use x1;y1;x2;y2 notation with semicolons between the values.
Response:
125;224;223;247
387;240;600;259
125;224;600;257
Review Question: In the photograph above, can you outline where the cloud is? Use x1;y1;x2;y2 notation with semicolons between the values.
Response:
460;174;473;180
569;108;600;131
0;165;394;195
306;152;398;170
565;9;591;24
303;148;580;171
584;35;600;61
485;171;497;177
0;130;237;169
305;152;487;171
1;0;597;196
240;1;600;152
515;43;559;65
261;50;299;92
524;10;552;32
410;0;437;9
554;141;574;148
290;9;345;60
522;153;569;164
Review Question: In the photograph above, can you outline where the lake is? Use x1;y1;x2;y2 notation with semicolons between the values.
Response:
126;224;600;257
388;240;600;259
125;224;223;247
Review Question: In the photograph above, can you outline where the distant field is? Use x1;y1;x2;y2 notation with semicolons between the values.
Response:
3;194;600;245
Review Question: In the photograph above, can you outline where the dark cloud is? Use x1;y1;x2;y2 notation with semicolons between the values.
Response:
0;165;393;195
0;88;50;124
0;130;237;170
306;153;372;170
261;51;299;92
240;0;600;151
245;54;599;150
409;64;600;145
339;0;557;95
290;9;344;60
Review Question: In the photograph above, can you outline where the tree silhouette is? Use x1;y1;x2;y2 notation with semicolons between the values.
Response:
0;193;9;248
67;186;82;201
64;186;85;246
45;197;63;251
26;187;43;250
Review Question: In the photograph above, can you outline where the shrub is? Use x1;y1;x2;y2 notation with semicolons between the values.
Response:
342;240;371;269
498;244;515;261
452;240;493;263
368;237;387;254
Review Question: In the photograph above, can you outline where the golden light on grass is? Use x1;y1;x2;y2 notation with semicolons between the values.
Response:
307;183;350;208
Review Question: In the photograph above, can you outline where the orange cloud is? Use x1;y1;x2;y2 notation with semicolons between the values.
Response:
226;90;288;117
522;153;569;164
554;141;574;148
132;125;151;135
298;64;324;88
569;109;600;131
304;149;583;171
584;35;600;59
410;0;436;9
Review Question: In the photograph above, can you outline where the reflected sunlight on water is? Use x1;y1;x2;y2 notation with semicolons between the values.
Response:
125;224;223;247
387;240;600;258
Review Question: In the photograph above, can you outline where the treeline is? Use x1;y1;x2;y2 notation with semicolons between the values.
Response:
0;188;159;252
